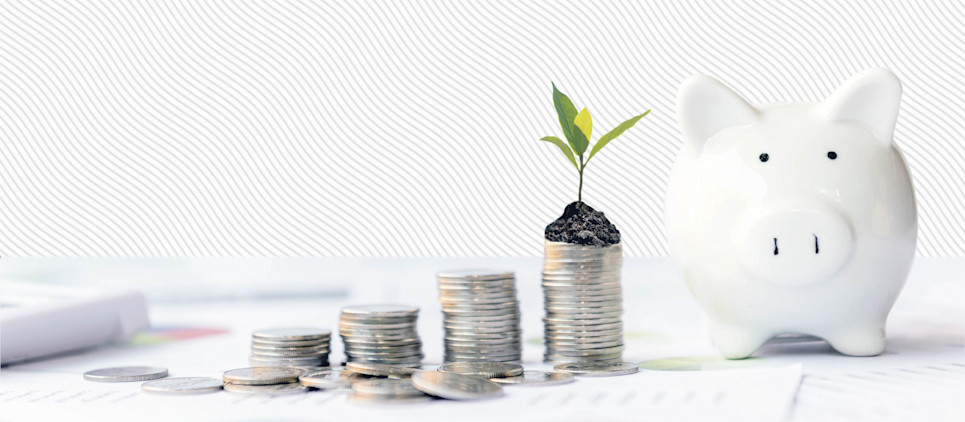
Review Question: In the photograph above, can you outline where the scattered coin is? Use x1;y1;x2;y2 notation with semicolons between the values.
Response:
490;370;575;386
222;367;304;385
299;368;356;390
553;361;639;377
141;377;224;395
348;378;432;403
224;383;308;395
437;362;523;378
83;366;169;383
411;371;503;400
346;362;422;377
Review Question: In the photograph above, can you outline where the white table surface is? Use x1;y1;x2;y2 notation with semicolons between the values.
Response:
1;257;963;421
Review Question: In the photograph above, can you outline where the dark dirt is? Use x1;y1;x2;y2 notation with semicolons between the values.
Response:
544;202;621;247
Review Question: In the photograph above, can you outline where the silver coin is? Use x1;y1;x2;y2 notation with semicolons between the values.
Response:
339;320;417;329
490;370;575;386
553;361;639;377
299;368;355;390
224;383;308;395
445;340;520;348
250;344;330;352
545;311;624;320
141;377;223;395
352;378;424;397
346;362;423;377
545;322;623;332
545;332;624;341
340;317;419;327
444;352;522;360
411;371;503;400
543;316;623;325
341;304;419;318
222;367;304;385
437;362;523;378
544;353;624;363
445;329;522;338
545;339;625;349
346;357;424;365
542;282;621;290
437;269;515;280
84;366;168;383
252;327;332;341
542;287;623;295
441;303;520;311
252;338;329;347
546;345;624;356
249;355;328;367
442;313;519;322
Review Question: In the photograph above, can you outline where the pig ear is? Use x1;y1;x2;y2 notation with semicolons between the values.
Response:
677;74;758;153
821;68;902;144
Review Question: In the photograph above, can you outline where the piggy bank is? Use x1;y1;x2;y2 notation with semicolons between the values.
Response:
665;69;917;359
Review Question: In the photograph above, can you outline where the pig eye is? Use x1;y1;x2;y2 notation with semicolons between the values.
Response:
759;153;769;163
827;151;837;160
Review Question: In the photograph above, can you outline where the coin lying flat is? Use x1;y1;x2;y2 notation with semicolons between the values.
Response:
299;368;356;390
411;371;503;400
141;377;224;394
346;362;422;377
252;327;332;341
222;367;304;385
224;383;308;395
491;370;575;386
437;362;523;378
84;366;168;383
553;361;639;377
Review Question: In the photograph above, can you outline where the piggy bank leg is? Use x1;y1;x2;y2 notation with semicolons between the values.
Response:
823;325;886;356
710;322;771;359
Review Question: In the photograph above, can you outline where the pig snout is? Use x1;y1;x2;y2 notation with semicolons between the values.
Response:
737;199;854;286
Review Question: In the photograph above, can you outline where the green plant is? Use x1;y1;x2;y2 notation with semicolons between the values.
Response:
540;83;650;203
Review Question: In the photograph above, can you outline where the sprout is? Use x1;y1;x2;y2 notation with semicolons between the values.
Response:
540;83;650;202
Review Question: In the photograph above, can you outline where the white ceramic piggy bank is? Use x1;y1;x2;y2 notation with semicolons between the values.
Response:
665;69;917;359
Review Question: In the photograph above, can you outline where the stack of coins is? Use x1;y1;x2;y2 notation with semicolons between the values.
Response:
542;241;624;364
249;328;331;367
339;305;424;367
437;270;522;363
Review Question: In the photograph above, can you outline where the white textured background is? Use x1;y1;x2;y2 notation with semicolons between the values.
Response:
1;0;963;256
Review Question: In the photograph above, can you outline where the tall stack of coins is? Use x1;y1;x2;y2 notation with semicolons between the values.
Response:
339;305;424;367
437;270;522;363
249;328;331;367
542;241;624;364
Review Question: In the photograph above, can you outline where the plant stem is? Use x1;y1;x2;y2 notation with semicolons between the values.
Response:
578;154;585;203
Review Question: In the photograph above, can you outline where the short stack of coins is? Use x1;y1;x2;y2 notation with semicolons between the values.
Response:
542;241;624;364
437;270;522;364
249;328;331;367
339;305;424;367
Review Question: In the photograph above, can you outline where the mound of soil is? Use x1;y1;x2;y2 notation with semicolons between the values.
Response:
544;202;621;247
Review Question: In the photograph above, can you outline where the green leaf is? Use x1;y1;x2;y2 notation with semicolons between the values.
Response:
539;136;579;169
574;107;592;142
552;83;580;153
569;121;589;155
586;110;651;163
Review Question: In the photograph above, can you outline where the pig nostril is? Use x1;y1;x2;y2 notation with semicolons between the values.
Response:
814;234;819;254
773;238;779;255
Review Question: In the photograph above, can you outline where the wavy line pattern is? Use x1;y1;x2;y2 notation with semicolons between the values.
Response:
0;0;963;256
